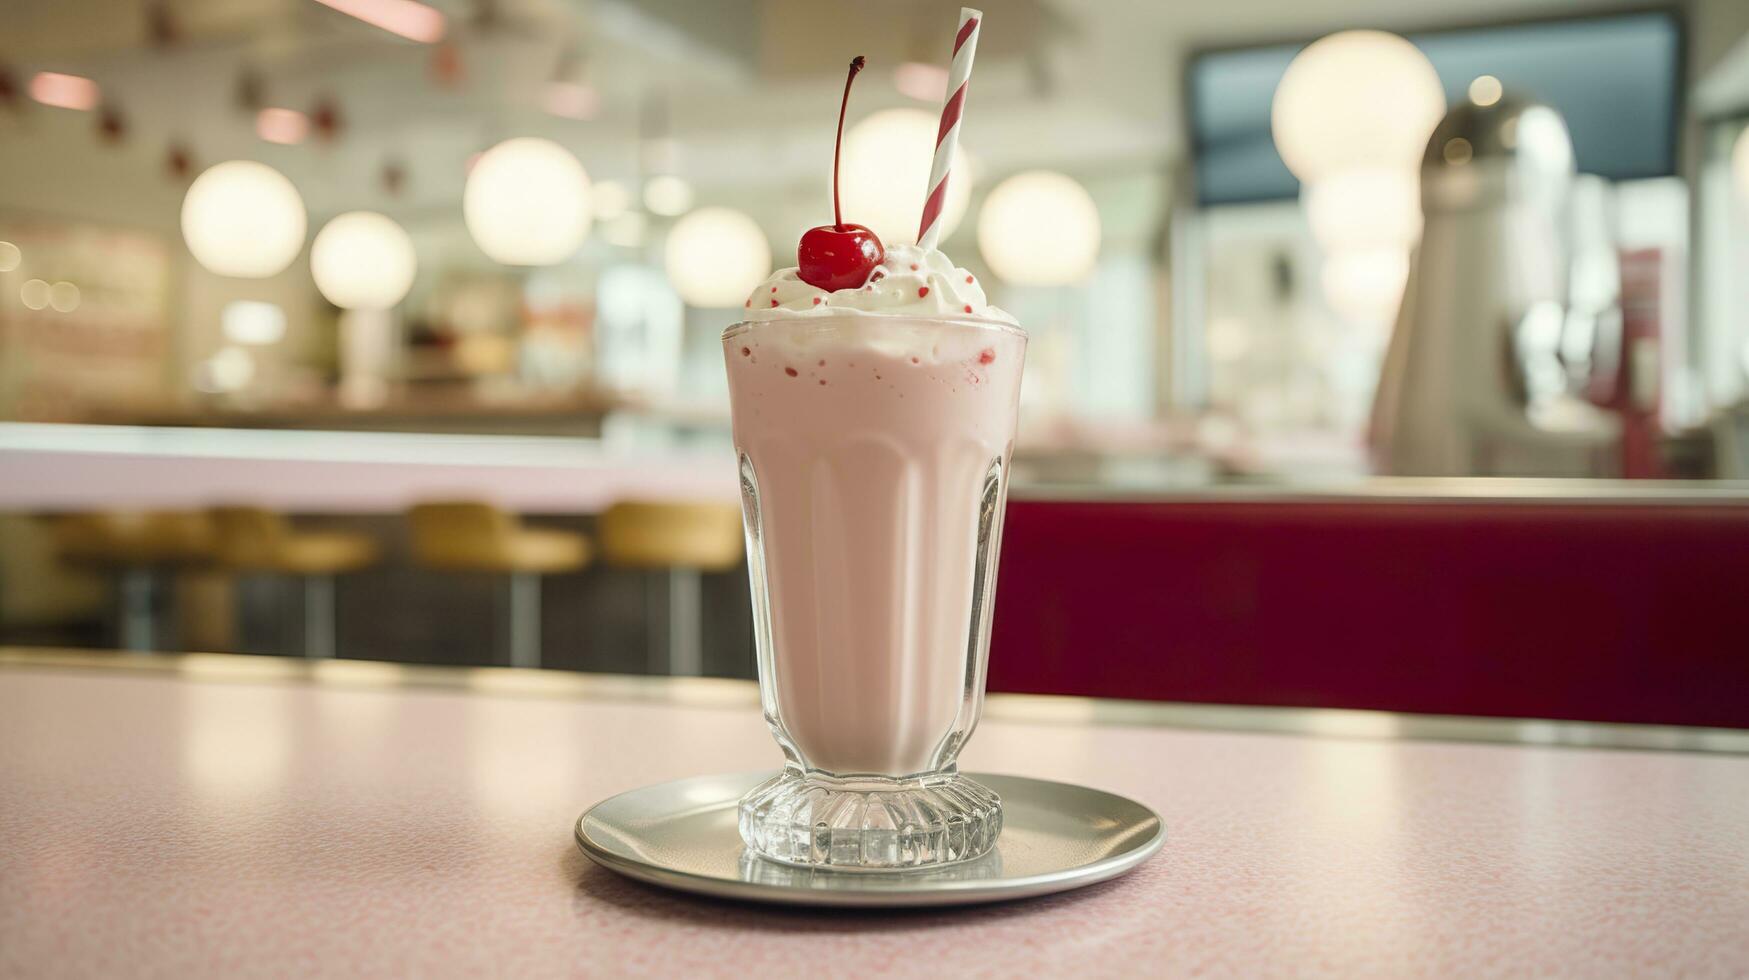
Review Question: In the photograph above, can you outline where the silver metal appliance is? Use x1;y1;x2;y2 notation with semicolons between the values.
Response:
1371;96;1619;476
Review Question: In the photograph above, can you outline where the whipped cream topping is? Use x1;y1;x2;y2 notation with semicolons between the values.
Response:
742;243;1015;325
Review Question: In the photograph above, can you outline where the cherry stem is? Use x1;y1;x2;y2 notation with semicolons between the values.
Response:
833;55;865;231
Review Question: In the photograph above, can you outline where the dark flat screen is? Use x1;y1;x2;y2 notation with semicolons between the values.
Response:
1187;11;1683;205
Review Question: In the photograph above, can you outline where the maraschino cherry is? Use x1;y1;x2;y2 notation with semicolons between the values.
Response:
797;55;883;292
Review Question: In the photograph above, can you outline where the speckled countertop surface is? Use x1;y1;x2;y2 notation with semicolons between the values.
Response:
2;654;1746;978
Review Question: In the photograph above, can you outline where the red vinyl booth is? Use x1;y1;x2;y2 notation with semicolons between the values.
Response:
987;496;1749;729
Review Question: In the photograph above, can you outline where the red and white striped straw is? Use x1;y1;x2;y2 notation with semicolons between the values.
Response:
917;7;982;249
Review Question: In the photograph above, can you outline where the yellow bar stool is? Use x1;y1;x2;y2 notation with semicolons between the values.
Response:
406;502;590;669
598;501;744;677
48;511;215;652
208;507;380;659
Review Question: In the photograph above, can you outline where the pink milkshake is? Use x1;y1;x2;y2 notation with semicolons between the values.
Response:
727;244;1025;869
729;36;1015;869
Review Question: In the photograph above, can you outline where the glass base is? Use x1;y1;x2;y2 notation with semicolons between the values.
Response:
737;769;1003;871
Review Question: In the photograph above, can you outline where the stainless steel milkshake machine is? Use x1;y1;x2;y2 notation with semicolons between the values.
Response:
1370;95;1620;476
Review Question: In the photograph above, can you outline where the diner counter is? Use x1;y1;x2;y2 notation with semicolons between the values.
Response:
0;423;739;513
2;649;1745;977
7;421;1749;514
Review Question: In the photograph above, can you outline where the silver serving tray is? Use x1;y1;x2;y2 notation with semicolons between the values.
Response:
575;771;1164;908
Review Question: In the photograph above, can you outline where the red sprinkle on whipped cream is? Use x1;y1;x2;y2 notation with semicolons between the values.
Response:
738;243;1015;324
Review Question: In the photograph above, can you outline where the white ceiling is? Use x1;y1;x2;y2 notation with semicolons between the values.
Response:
0;0;1692;236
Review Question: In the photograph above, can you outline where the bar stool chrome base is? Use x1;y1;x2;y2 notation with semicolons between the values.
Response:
301;574;337;660
502;572;543;670
598;501;743;679
407;502;589;672
646;567;703;677
117;567;162;652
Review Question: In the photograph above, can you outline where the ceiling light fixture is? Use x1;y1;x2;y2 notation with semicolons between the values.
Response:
463;137;592;265
894;61;949;102
543;81;599;121
312;0;446;44
181;160;308;278
29;72;100;111
255;107;310;145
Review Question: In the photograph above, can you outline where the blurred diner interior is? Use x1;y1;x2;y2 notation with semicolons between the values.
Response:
2;0;1746;730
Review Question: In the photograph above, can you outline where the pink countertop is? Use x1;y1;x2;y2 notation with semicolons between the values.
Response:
2;653;1746;977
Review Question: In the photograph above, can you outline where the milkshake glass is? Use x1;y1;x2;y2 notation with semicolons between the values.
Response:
724;262;1024;870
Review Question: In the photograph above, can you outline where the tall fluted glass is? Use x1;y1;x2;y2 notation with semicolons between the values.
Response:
722;314;1025;870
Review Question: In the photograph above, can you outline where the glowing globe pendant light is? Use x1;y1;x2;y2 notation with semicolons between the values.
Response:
664;207;771;308
1270;31;1445;183
181;160;307;278
840;108;971;246
978;170;1100;286
310;211;417;311
463;137;592;266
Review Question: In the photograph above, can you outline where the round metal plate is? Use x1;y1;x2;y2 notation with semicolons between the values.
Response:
575;771;1165;908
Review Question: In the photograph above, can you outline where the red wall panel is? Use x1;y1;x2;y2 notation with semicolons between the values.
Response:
987;499;1749;728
